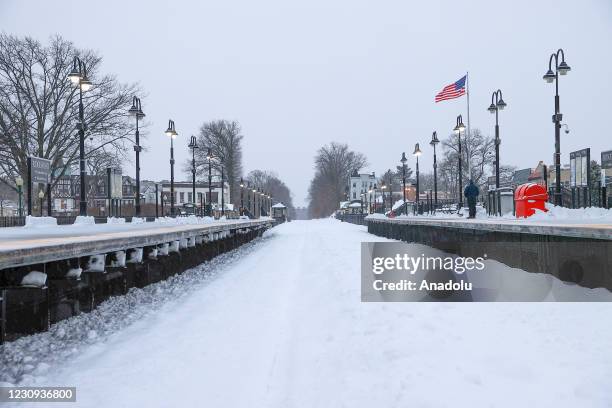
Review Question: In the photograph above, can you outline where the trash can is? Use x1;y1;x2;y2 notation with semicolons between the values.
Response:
514;183;548;218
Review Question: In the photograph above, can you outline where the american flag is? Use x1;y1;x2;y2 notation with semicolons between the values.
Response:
435;75;466;103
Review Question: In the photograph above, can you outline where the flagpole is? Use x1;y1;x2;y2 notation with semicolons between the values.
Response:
466;71;472;181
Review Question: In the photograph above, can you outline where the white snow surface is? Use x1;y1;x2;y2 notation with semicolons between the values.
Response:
24;216;57;228
20;271;47;287
1;219;611;407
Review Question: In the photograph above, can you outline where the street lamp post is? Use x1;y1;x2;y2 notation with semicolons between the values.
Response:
67;56;93;216
128;97;145;216
400;152;407;216
206;148;213;217
430;131;440;209
240;178;244;216
381;181;387;214
373;183;378;214
252;186;257;218
543;49;571;206
165;120;178;216
188;135;199;212
453;115;466;209
367;187;373;214
38;190;44;217
16;177;23;217
413;143;422;215
220;158;225;217
488;90;506;189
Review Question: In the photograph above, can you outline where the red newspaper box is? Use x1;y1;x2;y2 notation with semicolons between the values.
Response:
514;183;549;218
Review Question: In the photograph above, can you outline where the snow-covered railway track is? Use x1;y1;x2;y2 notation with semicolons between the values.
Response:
0;219;276;344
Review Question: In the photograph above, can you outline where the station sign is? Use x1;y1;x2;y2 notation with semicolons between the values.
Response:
601;150;612;169
28;156;51;184
106;168;123;199
570;148;590;187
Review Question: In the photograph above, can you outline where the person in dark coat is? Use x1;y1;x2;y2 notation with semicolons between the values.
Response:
464;179;480;219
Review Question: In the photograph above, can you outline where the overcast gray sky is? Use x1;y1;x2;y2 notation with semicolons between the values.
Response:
1;0;611;206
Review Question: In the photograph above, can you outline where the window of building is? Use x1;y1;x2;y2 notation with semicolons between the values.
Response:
188;192;192;203
179;192;184;203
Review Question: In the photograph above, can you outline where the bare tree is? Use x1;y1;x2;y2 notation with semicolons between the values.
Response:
307;142;367;218
245;169;294;217
0;34;140;201
187;120;243;205
439;128;495;195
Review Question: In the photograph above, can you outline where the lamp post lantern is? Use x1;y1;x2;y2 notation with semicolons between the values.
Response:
67;56;93;216
188;135;199;212
128;96;145;216
488;90;506;189
165;120;178;216
430;131;440;209
543;48;571;206
453;115;466;209
413;143;422;215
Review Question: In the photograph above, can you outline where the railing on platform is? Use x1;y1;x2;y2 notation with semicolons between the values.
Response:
548;185;609;209
336;213;367;225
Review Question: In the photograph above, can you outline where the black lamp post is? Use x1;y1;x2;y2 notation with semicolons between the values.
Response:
67;56;93;216
400;152;407;215
543;48;571;206
128;96;145;216
367;187;373;213
240;178;244;216
220;157;225;217
16;176;23;217
188;135;199;212
430;131;440;209
373;183;378;213
488;90;506;189
453;115;466;209
252;186;257;217
165;120;178;216
206;148;213;216
413;143;422;215
381;181;387;213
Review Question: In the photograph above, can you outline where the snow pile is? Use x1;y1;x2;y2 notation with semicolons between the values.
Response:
154;216;215;225
74;216;95;225
392;199;407;211
528;203;612;221
20;271;47;287
106;217;126;224
130;217;146;224
24;216;57;228
85;255;105;272
0;237;267;385
127;248;143;264
65;268;82;279
365;213;388;220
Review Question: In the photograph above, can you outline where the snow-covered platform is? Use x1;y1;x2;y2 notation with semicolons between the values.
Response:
366;216;612;240
366;214;612;290
0;218;274;269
